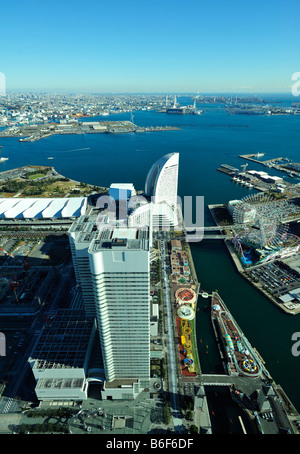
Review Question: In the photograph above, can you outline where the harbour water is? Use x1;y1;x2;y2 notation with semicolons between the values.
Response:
1;95;300;431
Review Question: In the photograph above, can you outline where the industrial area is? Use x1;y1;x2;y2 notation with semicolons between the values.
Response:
0;120;180;143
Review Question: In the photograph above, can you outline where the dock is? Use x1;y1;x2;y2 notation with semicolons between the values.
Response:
0;121;181;142
239;154;300;179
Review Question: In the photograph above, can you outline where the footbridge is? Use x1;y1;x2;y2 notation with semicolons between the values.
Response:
199;224;247;231
199;374;235;386
198;224;247;240
198;374;263;394
202;234;234;240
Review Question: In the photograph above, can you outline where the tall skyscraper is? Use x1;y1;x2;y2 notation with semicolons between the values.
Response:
69;215;150;398
145;152;179;209
144;152;179;227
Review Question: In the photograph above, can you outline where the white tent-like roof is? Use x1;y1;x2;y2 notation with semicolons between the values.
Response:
0;197;87;219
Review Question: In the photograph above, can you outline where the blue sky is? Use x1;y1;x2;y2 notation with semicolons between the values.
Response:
1;0;300;93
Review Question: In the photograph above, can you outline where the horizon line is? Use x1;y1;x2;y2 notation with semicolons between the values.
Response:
3;90;295;96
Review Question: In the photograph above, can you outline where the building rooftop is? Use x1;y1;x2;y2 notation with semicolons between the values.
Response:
0;197;87;219
104;378;138;389
69;215;149;252
31;310;95;370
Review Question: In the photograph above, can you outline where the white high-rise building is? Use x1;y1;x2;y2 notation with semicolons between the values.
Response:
145;152;179;209
144;152;179;227
90;226;150;386
69;215;150;398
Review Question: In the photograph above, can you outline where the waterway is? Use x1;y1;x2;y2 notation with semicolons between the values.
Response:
0;95;300;431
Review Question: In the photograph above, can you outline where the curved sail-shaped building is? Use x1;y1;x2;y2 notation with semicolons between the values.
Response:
144;153;179;227
145;152;179;209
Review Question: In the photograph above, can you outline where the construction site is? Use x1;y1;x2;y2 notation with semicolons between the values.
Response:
0;267;53;314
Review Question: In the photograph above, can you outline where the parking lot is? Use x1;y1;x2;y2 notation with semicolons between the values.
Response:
248;260;300;297
0;238;42;266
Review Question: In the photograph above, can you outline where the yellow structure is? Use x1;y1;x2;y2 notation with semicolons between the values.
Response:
180;320;195;372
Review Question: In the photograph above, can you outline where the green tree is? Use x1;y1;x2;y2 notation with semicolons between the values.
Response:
186;410;194;421
164;402;171;425
190;424;198;434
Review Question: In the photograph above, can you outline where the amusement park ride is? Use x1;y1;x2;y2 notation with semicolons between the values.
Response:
231;193;300;266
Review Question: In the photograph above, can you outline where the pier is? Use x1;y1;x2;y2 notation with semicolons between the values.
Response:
0;121;181;142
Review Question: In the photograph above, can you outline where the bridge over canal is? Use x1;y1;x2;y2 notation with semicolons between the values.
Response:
198;374;264;395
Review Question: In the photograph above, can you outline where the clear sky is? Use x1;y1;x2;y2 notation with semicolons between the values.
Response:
1;0;300;94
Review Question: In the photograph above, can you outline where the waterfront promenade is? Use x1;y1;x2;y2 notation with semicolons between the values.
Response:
162;228;300;434
159;233;213;433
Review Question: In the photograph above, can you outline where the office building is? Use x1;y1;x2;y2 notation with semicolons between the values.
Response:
69;215;151;399
145;152;179;210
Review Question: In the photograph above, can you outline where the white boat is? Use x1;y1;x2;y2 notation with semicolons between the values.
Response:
0;157;8;162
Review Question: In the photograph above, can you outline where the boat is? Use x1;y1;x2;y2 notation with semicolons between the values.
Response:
0;146;8;162
211;292;262;378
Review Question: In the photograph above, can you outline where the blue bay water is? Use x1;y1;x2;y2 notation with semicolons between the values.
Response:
1;97;300;419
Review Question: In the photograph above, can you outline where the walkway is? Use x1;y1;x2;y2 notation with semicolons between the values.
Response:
161;240;183;433
199;373;264;395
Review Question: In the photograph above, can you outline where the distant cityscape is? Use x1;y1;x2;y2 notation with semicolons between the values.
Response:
1;92;299;129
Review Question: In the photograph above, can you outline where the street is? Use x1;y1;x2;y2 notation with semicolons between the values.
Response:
160;240;183;432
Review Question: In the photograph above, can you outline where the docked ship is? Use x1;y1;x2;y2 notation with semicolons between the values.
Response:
211;292;262;378
165;95;203;115
166;107;185;114
0;146;8;162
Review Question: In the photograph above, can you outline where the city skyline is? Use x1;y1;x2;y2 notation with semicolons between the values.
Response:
1;0;299;94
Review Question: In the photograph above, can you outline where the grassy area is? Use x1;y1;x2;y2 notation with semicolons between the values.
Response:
189;318;200;374
0;177;98;198
27;173;45;180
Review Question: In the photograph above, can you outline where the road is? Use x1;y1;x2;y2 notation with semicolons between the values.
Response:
160;240;183;432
